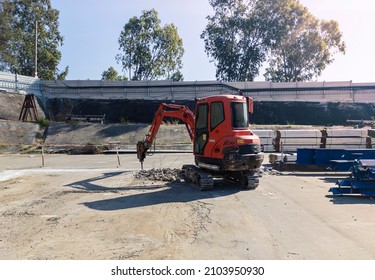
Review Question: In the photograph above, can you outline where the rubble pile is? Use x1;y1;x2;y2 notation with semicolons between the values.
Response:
134;167;280;183
257;166;282;176
134;168;181;182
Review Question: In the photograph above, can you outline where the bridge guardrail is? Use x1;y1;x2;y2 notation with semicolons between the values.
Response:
0;72;41;96
1;71;375;103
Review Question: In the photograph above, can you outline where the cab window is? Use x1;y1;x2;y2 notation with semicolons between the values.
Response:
231;102;248;128
210;101;224;130
196;103;208;129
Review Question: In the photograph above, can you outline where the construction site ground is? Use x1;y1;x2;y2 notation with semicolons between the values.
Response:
1;152;375;260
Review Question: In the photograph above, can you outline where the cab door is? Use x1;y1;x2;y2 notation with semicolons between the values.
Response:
194;103;208;155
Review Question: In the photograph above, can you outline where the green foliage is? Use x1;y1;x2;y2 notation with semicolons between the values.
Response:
261;0;346;82
201;0;346;82
56;65;69;80
0;0;67;80
116;9;184;81
101;66;123;81
37;116;49;127
201;0;266;82
170;70;184;82
0;0;13;67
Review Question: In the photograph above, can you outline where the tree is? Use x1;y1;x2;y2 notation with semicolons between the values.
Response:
117;9;184;81
101;66;123;81
201;0;345;82
260;0;346;82
0;0;13;68
56;65;69;80
170;70;183;82
201;0;266;82
0;0;68;80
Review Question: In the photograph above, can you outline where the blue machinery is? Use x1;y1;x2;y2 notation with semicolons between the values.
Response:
330;159;375;196
296;148;375;171
297;148;375;196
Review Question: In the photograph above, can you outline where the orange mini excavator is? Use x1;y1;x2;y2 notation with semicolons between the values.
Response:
137;94;264;190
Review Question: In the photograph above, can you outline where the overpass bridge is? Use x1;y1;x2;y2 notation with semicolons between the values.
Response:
1;71;375;103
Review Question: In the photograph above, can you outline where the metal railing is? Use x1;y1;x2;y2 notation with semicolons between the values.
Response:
0;72;41;96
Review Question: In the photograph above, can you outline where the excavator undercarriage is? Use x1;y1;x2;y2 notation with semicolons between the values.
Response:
180;164;260;191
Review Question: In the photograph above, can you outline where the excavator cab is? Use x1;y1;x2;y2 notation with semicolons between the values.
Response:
193;95;263;174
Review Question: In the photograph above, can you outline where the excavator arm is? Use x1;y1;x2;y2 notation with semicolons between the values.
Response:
137;103;195;169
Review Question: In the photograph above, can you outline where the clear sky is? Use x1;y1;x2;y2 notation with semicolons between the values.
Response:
52;0;375;82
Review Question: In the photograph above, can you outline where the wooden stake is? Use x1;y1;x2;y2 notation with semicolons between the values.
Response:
41;146;45;167
116;147;121;167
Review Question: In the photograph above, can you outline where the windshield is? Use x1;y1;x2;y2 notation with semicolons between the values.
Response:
231;102;248;129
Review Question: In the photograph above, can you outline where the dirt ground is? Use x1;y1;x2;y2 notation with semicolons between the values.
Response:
1;153;375;260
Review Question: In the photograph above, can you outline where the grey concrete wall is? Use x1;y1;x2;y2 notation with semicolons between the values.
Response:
0;120;40;145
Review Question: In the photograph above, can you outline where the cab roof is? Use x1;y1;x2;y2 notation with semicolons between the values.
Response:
197;94;246;103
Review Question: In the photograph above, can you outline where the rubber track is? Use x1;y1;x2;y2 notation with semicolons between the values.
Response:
181;164;214;191
224;171;260;190
244;171;260;190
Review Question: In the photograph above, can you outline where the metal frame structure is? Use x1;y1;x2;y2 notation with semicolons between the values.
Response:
19;94;38;122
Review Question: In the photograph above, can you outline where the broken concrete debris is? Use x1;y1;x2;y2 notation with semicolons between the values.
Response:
134;167;280;183
134;168;181;182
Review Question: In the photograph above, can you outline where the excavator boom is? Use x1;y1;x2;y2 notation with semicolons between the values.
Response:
136;103;195;167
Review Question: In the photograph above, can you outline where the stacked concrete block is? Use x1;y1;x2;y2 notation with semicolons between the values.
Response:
252;130;275;152
273;129;322;152
322;129;369;149
367;129;375;148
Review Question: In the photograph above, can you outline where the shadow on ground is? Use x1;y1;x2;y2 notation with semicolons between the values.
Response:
64;172;242;211
326;194;375;205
